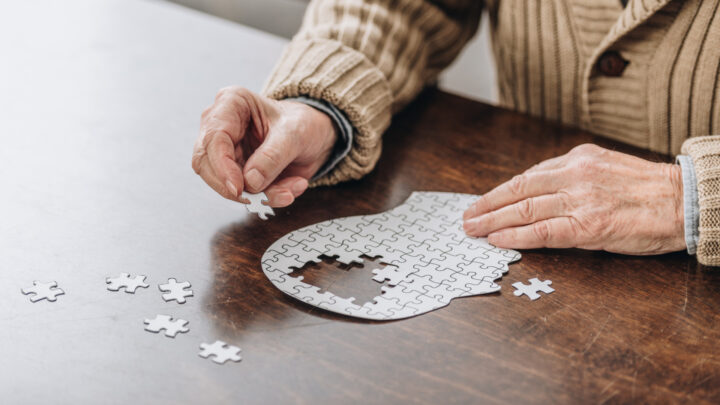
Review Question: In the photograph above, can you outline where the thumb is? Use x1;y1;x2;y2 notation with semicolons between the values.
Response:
243;132;298;193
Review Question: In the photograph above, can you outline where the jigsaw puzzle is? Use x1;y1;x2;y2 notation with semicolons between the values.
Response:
261;192;521;320
241;191;274;220
21;281;65;302
106;273;149;293
158;278;193;304
512;278;554;300
144;314;189;337
199;340;242;364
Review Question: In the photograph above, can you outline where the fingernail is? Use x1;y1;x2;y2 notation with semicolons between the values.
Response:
291;180;308;195
276;192;294;207
463;207;475;220
245;169;264;191
488;232;503;245
225;180;238;198
463;218;478;235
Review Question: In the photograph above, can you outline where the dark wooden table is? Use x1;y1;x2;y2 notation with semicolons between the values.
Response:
2;1;719;404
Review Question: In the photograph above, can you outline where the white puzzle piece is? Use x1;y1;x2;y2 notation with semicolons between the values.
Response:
144;314;189;337
21;280;65;302
241;191;274;220
512;278;554;301
261;192;522;320
106;273;149;293
199;340;242;364
158;278;193;304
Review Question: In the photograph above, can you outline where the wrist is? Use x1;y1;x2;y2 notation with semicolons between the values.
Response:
281;99;338;158
279;96;354;182
309;103;339;159
667;162;687;251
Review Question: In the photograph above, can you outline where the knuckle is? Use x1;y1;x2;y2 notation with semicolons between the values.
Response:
191;152;204;174
571;205;606;238
516;198;535;222
191;139;208;175
556;190;573;212
214;127;235;141
216;87;231;100
508;174;527;195
532;221;552;242
201;127;234;146
218;85;243;97
571;156;599;174
216;87;252;108
259;146;282;171
588;211;610;235
473;198;488;214
482;211;497;228
571;143;601;156
559;164;578;180
567;216;585;238
589;184;605;200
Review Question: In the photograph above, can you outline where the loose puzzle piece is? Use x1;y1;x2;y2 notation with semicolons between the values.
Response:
106;273;149;293
158;278;193;304
512;277;554;301
241;191;274;220
199;340;242;364
144;314;189;337
261;191;522;320
21;281;65;302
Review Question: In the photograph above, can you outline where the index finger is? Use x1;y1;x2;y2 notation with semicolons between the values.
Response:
196;93;252;199
488;217;579;249
463;169;567;220
206;133;244;199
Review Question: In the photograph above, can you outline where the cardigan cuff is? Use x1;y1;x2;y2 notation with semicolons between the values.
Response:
263;39;392;186
681;135;720;266
676;155;699;255
285;96;354;182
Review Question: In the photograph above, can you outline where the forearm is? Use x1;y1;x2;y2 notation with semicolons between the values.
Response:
263;0;483;185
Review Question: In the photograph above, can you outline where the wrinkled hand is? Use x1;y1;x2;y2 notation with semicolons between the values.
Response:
192;87;338;207
463;144;686;255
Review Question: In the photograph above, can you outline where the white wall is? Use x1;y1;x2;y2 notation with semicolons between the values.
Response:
438;20;497;104
164;0;497;103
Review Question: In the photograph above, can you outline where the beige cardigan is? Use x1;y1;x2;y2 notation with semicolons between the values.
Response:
263;0;720;264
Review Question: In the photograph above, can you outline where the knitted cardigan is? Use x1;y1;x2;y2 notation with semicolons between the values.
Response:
263;0;720;265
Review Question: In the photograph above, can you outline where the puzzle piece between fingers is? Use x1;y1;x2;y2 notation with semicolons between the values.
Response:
241;191;274;220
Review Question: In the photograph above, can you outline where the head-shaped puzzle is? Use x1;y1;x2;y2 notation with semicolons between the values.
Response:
261;192;521;320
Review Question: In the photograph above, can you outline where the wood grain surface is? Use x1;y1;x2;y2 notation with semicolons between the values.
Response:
214;89;720;404
1;1;719;404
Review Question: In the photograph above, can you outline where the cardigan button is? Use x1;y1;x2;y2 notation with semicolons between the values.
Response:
597;51;629;77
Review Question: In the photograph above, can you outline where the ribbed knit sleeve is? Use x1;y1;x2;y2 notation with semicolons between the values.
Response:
681;135;720;266
262;0;483;186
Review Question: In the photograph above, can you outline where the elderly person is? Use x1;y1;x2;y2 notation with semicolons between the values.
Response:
192;0;720;265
